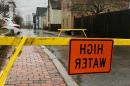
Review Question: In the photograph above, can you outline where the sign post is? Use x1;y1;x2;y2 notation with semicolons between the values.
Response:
69;39;113;75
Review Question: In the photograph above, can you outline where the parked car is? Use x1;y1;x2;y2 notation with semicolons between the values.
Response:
11;23;20;29
1;26;21;35
1;18;21;35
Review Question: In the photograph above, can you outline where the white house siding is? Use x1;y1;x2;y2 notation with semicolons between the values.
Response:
49;0;62;25
9;3;15;19
42;16;48;27
39;16;42;29
6;0;16;19
42;10;48;28
50;10;62;24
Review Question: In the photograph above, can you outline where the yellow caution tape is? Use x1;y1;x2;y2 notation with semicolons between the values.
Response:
0;36;129;46
58;29;86;31
0;36;27;85
114;39;130;46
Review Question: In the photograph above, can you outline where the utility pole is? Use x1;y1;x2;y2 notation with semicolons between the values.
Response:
48;0;50;29
32;13;36;32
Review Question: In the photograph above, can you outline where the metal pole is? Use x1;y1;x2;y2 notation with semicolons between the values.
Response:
48;0;49;27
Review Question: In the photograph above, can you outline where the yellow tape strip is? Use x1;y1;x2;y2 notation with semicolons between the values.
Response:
25;37;71;45
0;37;130;46
0;37;21;46
0;36;27;85
58;29;86;31
114;39;130;46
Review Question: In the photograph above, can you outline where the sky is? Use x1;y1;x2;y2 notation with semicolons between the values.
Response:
15;0;48;23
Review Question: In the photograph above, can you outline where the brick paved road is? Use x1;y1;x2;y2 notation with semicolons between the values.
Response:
5;46;66;86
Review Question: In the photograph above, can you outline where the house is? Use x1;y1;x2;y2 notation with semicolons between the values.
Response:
48;0;62;31
8;0;16;19
36;7;47;29
61;0;88;29
61;0;129;29
35;0;62;31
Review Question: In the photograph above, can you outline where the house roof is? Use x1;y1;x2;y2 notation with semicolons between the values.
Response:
50;0;61;9
36;7;47;16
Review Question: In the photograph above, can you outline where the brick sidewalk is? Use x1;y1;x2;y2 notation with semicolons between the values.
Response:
5;46;66;86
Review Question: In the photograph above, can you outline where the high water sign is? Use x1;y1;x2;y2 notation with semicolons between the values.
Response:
68;39;113;75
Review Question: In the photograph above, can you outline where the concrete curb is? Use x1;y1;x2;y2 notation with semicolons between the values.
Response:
41;46;78;86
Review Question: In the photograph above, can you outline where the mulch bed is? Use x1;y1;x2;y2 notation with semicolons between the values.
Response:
0;46;14;73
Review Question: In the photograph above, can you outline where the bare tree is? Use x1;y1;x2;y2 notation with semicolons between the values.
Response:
13;15;23;26
0;0;9;17
70;0;107;15
86;0;107;15
86;0;129;15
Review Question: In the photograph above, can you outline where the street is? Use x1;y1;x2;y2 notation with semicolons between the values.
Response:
33;29;130;86
20;29;35;36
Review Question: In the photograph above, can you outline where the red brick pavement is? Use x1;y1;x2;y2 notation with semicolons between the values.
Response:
5;46;66;86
